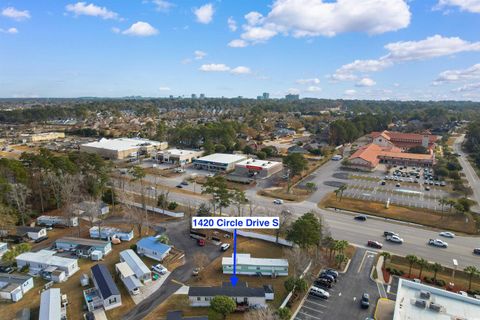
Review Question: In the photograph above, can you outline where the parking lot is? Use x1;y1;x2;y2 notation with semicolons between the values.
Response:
295;248;380;320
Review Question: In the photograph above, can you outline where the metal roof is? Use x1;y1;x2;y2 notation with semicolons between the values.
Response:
56;237;110;248
119;249;150;278
189;282;265;298
136;237;171;255
39;288;61;320
194;153;248;164
122;276;142;292
222;253;289;267
91;264;120;299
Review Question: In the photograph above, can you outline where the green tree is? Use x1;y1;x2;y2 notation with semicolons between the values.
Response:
305;182;317;193
210;296;236;320
430;262;443;284
464;266;479;290
286;212;322;249
196;203;211;216
284;277;296;292
202;176;231;216
380;252;391;269
256;151;267;160
295;278;308;293
406;255;418;277
283;153;308;192
417;258;429;279
277;307;291;320
335;253;347;268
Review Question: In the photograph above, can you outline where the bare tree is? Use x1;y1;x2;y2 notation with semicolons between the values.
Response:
244;307;279;320
284;246;311;278
45;171;64;209
247;199;260;217
8;183;31;226
273;208;293;243
61;174;83;235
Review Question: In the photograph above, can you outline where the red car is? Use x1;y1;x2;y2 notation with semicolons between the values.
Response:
367;240;383;249
197;239;206;246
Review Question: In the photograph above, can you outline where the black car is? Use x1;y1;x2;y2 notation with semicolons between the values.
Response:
0;265;14;274
314;278;333;288
318;274;335;283
473;248;480;255
360;293;370;309
324;268;339;278
34;236;48;243
176;184;183;188
354;215;367;221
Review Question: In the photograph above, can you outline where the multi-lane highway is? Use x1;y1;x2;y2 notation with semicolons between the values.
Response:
454;134;480;212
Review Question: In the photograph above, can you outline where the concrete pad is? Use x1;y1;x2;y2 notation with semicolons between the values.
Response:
131;271;171;304
374;298;395;320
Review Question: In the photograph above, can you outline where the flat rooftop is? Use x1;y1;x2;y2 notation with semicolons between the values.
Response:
81;138;163;151
159;148;202;156
222;253;288;267
236;158;282;169
195;153;247;164
56;237;110;247
16;250;77;267
393;279;480;320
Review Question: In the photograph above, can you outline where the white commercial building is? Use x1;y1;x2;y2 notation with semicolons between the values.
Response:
80;138;167;160
0;273;34;302
156;148;204;165
16;250;79;278
393;279;480;320
233;158;283;179
193;153;248;172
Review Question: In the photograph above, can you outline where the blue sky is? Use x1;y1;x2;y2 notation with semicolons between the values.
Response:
1;0;480;100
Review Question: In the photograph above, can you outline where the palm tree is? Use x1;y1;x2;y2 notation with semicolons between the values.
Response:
446;200;456;214
334;189;340;200
430;263;443;284
380;252;391;270
438;198;448;217
337;240;349;254
417;258;429;279
406;255;418;277
338;185;347;202
464;266;479;290
335;254;347;268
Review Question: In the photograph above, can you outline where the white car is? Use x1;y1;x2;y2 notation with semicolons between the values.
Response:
273;199;284;205
151;264;168;275
310;286;330;299
428;239;448;248
386;235;404;244
220;243;230;251
439;231;455;238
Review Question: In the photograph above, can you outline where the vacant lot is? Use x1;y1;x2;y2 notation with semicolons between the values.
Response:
320;193;478;234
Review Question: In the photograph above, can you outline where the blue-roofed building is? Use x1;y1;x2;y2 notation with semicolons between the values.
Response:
136;237;171;262
85;264;122;311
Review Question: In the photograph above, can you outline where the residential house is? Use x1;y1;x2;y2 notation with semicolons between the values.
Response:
16;250;79;280
37;215;78;227
16;226;47;241
115;262;142;295
55;237;112;259
39;288;66;320
0;273;34;302
85;264;122;311
89;226;134;242
119;249;151;283
287;145;308;154
136;237;171;262
222;253;289;276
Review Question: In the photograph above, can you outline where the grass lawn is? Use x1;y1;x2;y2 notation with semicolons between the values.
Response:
258;187;311;202
319;193;478;234
386;255;480;292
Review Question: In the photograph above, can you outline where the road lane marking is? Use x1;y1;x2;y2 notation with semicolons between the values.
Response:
358;250;377;273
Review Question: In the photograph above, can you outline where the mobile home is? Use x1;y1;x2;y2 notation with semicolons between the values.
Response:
136;237;171;262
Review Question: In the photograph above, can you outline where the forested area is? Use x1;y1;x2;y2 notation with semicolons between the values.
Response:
328;113;392;145
465;120;480;169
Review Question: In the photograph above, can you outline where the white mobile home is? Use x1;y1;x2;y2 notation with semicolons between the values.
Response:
136;237;171;262
39;288;66;320
119;249;151;283
115;262;142;295
0;242;8;258
16;226;47;241
89;226;134;242
16;250;79;279
0;273;34;302
188;282;268;308
55;237;112;258
37;215;78;227
222;253;289;276
89;264;122;311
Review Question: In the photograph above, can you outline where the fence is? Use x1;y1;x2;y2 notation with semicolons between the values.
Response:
218;228;293;247
122;200;184;218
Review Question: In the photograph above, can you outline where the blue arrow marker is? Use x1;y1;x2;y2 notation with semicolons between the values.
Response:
230;229;239;287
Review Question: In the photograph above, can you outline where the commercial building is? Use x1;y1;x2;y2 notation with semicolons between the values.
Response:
16;226;47;241
285;94;299;101
37;215;78;227
19;132;65;143
0;273;34;302
188;282;269;308
193;153;248;172
85;264;122;311
119;249;151;283
233;159;283;179
222;253;289;276
16;250;79;278
156;148;204;165
347;143;435;171
39;288;66;320
55;237;112;259
370;130;438;151
136;236;171;262
393;279;480;320
80;138;168;160
89;226;134;242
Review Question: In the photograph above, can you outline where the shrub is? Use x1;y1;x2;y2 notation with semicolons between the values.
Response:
167;202;178;210
436;279;446;287
130;244;137;251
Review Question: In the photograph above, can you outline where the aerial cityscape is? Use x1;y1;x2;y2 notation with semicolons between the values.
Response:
1;1;480;320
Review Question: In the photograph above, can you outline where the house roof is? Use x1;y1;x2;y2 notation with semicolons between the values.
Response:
136;237;171;255
81;138;163;152
16;250;77;268
16;226;45;234
91;264;120;299
0;273;32;285
56;237;110;248
349;143;434;167
188;282;266;298
119;249;150;277
222;253;289;267
39;288;61;320
371;130;438;143
122;275;142;292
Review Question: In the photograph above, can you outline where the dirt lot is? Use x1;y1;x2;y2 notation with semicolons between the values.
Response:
320;193;478;234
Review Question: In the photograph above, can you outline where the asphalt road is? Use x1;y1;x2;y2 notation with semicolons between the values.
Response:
295;248;379;320
454;134;480;212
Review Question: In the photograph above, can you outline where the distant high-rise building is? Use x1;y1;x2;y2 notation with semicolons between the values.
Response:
169;95;174;99
191;94;197;99
200;93;205;99
257;96;263;100
285;94;300;101
263;92;270;100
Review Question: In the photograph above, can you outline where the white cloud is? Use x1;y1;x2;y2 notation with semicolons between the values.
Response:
227;17;237;31
199;63;252;75
122;22;158;37
296;78;320;85
194;3;214;24
233;0;411;46
0;27;18;34
434;63;480;84
436;0;480;14
194;50;207;60
306;86;322;92
344;89;357;96
356;78;376;87
230;66;252;74
452;82;480;92
333;35;480;81
66;2;118;20
287;88;300;94
150;0;174;12
199;64;231;72
159;86;171;91
2;7;30;21
228;39;248;48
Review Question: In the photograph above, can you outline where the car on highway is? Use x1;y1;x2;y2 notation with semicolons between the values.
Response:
314;278;333;289
383;231;399;237
360;293;370;309
151;264;168;275
273;199;284;205
386;235;404;244
309;286;330;299
473;248;480;255
396;183;401;187
176;184;183;188
220;243;230;251
428;239;448;248
192;267;200;276
367;240;383;249
354;215;367;221
439;231;455;238
180;181;189;186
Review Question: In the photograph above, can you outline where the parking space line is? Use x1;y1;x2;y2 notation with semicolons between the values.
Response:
298;311;322;319
305;299;328;308
302;304;325;314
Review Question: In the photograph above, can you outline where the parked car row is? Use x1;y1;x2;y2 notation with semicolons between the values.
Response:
309;268;339;299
